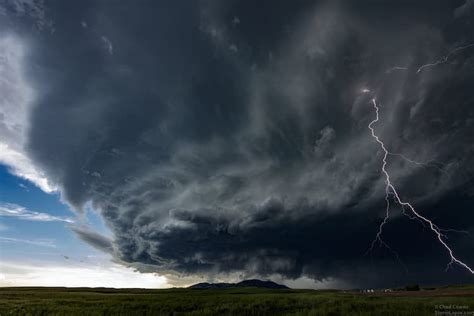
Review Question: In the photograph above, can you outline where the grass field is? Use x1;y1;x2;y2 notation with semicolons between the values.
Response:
1;286;473;315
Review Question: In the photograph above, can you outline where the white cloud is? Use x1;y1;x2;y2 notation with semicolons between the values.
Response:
0;143;56;192
0;261;170;288
0;34;56;193
0;236;56;248
0;202;74;223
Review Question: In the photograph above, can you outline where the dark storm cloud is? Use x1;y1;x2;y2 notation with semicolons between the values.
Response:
71;226;113;254
17;0;474;287
455;0;474;18
0;0;54;31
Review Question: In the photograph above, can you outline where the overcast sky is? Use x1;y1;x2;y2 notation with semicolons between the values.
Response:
0;0;474;289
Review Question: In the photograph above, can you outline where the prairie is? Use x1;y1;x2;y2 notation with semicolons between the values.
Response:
1;285;473;315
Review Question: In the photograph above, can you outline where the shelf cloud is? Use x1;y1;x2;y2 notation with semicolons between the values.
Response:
2;0;474;287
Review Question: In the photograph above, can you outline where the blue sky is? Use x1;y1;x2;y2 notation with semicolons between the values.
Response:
0;164;170;288
0;164;79;256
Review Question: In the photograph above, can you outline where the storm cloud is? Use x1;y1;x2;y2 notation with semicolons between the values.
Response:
4;0;474;287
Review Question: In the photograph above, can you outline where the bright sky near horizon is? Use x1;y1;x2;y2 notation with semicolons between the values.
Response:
0;164;170;288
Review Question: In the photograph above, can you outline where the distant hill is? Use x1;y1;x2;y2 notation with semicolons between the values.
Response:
189;279;289;289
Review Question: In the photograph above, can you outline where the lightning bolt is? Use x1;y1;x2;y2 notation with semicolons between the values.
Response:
387;152;450;177
384;43;474;75
416;43;474;73
367;186;408;273
367;97;474;274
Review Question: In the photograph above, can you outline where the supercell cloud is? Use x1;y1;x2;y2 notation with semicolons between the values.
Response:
2;0;474;287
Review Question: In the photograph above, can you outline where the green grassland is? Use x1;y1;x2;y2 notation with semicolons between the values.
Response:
1;286;473;316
